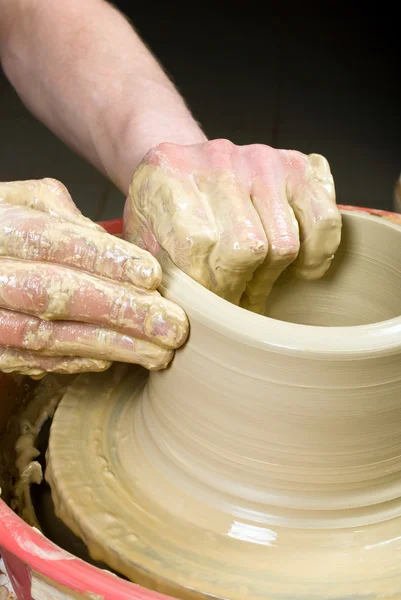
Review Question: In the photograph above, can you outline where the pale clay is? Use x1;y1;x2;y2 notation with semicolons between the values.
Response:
42;212;401;599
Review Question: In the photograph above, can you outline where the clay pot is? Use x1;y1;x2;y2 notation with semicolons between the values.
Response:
2;207;401;600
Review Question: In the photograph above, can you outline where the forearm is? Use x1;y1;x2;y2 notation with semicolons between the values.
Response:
0;0;206;193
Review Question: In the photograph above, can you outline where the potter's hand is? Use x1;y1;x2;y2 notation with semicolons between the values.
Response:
0;179;188;378
125;140;341;313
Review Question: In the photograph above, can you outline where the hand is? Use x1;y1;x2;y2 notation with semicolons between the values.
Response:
125;139;341;314
0;179;188;378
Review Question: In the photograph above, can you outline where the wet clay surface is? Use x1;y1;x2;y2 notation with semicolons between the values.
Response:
40;212;401;599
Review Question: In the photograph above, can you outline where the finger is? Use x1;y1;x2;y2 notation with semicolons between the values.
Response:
0;308;173;371
0;259;188;350
0;346;110;379
0;203;162;290
241;162;300;314
129;162;218;291
288;153;342;280
0;178;104;232
202;175;267;304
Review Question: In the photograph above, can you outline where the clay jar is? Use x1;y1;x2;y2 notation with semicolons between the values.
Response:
47;211;401;600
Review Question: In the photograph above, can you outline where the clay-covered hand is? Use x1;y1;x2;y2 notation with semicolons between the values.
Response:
124;139;341;313
0;179;188;378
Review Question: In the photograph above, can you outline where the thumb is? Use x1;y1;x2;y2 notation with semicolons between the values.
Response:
0;178;104;232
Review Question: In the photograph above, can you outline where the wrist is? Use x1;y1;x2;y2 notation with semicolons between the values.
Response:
110;90;207;194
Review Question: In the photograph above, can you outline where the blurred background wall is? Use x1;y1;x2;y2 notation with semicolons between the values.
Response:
1;1;399;219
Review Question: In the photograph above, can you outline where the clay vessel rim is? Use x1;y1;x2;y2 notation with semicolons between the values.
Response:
158;211;401;358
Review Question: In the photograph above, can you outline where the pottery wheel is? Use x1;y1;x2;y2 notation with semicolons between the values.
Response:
46;363;401;600
45;213;401;599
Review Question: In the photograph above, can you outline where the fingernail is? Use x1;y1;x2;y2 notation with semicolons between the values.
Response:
145;302;189;349
125;256;162;289
134;340;174;370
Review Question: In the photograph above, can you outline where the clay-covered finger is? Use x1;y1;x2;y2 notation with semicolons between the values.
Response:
0;308;173;370
129;162;218;291
0;203;162;290
201;176;268;304
289;153;342;280
0;259;188;350
129;143;267;303
0;345;110;378
241;159;300;313
0;178;104;231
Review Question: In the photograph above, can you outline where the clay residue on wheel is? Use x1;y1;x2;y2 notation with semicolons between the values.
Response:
0;375;35;505
5;374;73;526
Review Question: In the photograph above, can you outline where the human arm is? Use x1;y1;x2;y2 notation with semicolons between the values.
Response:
0;0;206;194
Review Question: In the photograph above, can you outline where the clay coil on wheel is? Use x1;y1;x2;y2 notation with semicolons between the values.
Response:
46;212;401;599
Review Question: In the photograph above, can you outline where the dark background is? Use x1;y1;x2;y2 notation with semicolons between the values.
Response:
0;2;400;220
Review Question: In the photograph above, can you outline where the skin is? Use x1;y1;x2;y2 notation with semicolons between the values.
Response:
0;179;188;375
127;141;340;313
0;0;341;375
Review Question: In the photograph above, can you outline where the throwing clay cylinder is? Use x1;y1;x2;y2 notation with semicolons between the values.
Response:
46;211;401;600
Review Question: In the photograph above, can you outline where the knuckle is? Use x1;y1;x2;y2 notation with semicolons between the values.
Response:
41;177;67;196
152;141;174;155
206;138;235;153
286;149;307;164
143;142;176;167
246;143;275;165
156;226;217;275
185;228;218;254
205;139;236;167
269;238;300;265
282;149;308;173
308;153;333;181
41;177;60;187
317;207;342;230
224;236;267;267
142;145;165;168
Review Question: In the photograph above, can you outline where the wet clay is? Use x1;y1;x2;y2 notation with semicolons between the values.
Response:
6;375;73;525
45;212;401;599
